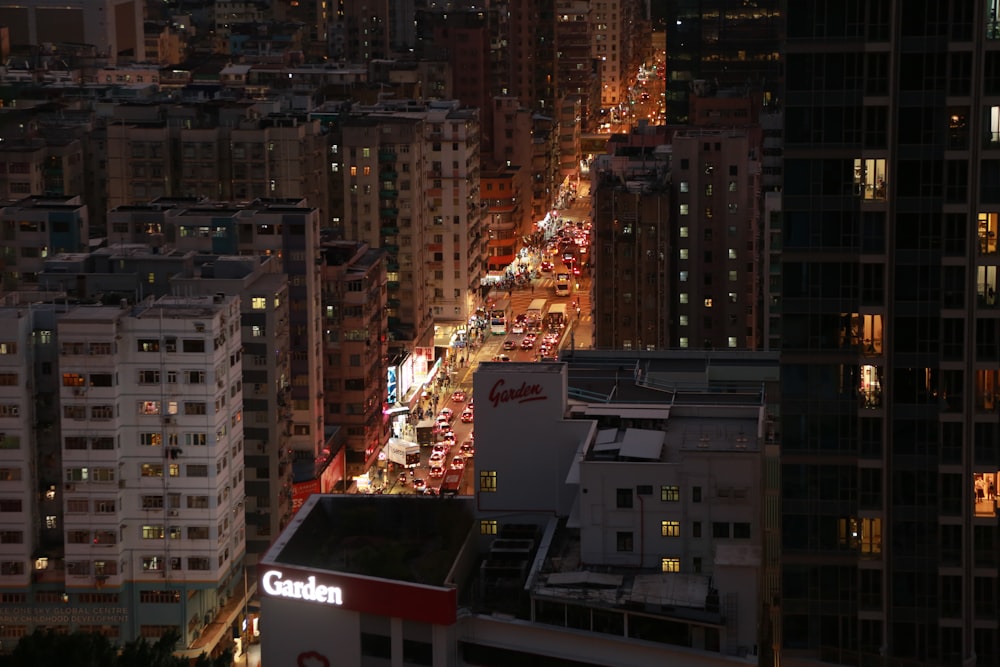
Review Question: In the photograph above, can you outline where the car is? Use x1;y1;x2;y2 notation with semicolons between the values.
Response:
441;429;455;441
460;441;475;457
467;399;474;410
435;416;451;430
572;266;582;276
450;456;466;470
422;487;438;496
460;410;474;423
521;338;535;350
503;340;517;350
432;442;449;454
494;354;511;362
510;323;525;334
450;390;467;403
429;466;444;478
412;478;426;492
539;345;551;356
524;333;537;342
439;407;454;418
540;261;554;272
397;473;408;485
429;452;446;466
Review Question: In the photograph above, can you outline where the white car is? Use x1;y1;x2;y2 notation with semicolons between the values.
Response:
511;323;525;334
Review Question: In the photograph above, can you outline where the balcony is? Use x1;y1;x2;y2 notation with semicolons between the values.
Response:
380;226;400;236
384;244;400;255
380;189;399;199
378;149;396;162
380;207;399;217
380;170;398;179
387;261;400;271
387;281;401;290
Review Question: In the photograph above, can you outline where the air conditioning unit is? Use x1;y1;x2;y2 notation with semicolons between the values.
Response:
168;510;179;517
64;483;76;491
162;416;174;425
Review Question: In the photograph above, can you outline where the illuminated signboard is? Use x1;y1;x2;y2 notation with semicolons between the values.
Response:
262;570;343;605
387;366;398;405
487;378;547;408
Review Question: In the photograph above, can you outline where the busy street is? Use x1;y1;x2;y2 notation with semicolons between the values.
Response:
373;181;594;497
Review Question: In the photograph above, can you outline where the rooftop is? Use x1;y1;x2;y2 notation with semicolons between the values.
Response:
269;495;476;587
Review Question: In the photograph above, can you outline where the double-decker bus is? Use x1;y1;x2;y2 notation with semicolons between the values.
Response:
525;298;548;331
547;303;568;330
489;297;511;335
554;272;571;297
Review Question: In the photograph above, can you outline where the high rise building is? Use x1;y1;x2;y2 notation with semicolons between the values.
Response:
0;0;145;63
661;0;783;124
779;3;996;664
0;295;249;654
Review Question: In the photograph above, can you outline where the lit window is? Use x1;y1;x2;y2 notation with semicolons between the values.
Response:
679;249;688;260
251;297;267;310
728;337;738;348
679;271;688;282
479;470;497;492
679;204;689;215
661;485;680;501
661;557;680;572
679;293;689;304
661;521;680;537
679;226;689;238
679;337;689;348
480;520;498;535
349;166;357;176
679;181;689;192
728;270;738;281
679;315;688;326
728;181;737;192
704;298;713;307
728;292;737;303
728;248;737;259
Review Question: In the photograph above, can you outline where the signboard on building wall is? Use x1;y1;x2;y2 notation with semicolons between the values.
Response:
399;353;415;398
413;347;433;378
387;365;398;405
292;479;322;514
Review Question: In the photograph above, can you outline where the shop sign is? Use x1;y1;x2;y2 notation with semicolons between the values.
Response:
488;379;547;408
262;570;343;605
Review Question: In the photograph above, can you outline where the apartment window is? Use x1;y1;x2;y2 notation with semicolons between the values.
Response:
479;470;497;492
692;521;702;538
141;464;163;478
733;522;751;539
186;464;208;478
661;485;680;502
140;433;162;447
616;488;633;508
692;486;702;502
713;522;731;538
480;520;498;535
141;496;163;510
679;249;689;260
679;181;689;192
137;339;159;353
679;204;689;216
679;226;689;238
184;402;206;415
661;521;680;537
141;557;162;571
187;495;209;509
661;558;681;572
141;525;165;539
185;370;205;384
187;526;209;539
616;532;634;552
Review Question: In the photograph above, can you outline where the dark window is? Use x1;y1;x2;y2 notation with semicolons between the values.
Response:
182;339;205;353
692;486;702;503
692;521;702;538
616;488;633;508
616;531;634;552
733;522;751;539
360;633;390;659
712;522;730;538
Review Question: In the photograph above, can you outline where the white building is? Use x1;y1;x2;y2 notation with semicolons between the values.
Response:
259;353;777;666
45;294;248;653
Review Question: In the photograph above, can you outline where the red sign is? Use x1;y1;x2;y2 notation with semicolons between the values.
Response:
292;479;322;514
261;564;457;626
488;378;547;408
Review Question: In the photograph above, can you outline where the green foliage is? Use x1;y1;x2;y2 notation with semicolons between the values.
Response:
0;629;228;667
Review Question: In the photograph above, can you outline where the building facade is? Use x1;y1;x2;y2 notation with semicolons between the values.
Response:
780;3;996;664
0;295;249;654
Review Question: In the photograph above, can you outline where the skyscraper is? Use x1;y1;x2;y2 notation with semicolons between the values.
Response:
780;2;994;664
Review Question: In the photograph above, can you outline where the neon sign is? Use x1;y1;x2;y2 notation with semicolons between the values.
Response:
488;379;547;408
262;570;343;605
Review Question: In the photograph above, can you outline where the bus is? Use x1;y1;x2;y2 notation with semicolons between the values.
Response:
489;297;511;335
547;303;567;331
525;298;548;331
554;272;571;297
440;469;463;497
